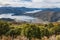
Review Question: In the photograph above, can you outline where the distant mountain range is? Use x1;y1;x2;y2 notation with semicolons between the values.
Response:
24;8;60;22
0;7;40;15
0;18;14;21
0;7;60;22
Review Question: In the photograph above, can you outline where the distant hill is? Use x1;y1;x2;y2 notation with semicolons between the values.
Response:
24;8;60;22
0;7;60;22
0;7;40;15
0;18;14;22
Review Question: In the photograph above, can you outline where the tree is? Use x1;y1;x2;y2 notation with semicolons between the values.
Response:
6;28;22;40
47;23;54;28
6;28;22;37
0;21;10;35
40;26;49;38
24;24;41;40
0;21;10;39
52;24;60;35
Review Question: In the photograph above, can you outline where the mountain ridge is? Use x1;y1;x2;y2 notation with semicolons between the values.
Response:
0;7;60;22
24;8;60;22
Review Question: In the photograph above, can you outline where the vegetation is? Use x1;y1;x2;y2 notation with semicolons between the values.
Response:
0;20;60;40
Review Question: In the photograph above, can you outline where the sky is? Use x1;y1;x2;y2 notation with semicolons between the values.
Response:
0;0;60;8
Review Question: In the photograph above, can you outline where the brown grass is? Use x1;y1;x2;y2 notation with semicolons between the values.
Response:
0;35;60;40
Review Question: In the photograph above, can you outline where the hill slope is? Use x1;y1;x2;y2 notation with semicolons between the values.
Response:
24;8;60;22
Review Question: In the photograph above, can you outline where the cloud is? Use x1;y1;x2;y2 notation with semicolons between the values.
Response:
22;0;32;2
32;0;43;2
25;10;42;13
0;14;40;22
0;0;60;8
45;0;60;3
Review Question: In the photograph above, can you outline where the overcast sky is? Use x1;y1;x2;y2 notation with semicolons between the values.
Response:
0;0;60;8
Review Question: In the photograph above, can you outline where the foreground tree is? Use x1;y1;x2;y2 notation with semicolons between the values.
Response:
24;24;41;40
51;24;60;35
0;21;10;39
6;28;22;40
0;21;10;35
39;26;49;38
6;28;22;36
47;23;54;28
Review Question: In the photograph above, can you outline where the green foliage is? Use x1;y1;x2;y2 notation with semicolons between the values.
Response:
0;21;10;35
0;20;60;39
47;23;54;28
6;28;22;36
52;25;60;35
39;26;49;38
24;24;41;39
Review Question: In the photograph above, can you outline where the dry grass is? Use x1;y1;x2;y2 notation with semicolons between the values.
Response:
0;35;60;40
